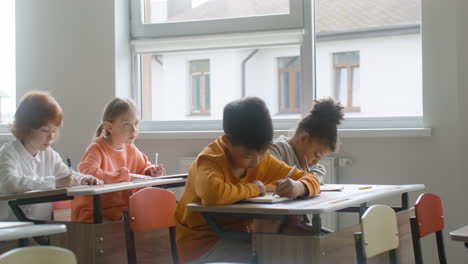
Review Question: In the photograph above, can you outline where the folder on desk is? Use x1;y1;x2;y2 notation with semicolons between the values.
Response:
243;192;293;203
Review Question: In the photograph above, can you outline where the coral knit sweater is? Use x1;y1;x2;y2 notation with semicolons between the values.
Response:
71;137;153;223
174;137;321;263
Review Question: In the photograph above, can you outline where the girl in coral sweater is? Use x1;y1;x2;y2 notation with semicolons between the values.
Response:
71;97;165;223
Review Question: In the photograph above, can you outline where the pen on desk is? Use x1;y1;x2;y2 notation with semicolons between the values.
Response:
285;165;296;180
358;186;373;190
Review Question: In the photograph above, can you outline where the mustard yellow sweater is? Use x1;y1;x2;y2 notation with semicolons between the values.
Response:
174;137;320;263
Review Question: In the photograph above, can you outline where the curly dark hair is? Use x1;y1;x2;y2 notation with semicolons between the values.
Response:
296;98;344;151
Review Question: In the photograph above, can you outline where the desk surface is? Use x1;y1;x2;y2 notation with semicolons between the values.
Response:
0;174;187;200
0;224;67;241
188;184;425;215
0;222;33;229
450;225;468;242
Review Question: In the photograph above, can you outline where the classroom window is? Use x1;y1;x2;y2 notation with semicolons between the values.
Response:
131;0;423;131
189;60;210;115
143;0;290;24
278;56;301;113
333;52;360;112
0;0;16;125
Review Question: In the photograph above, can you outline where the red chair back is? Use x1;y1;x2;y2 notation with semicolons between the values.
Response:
415;193;444;238
128;187;176;232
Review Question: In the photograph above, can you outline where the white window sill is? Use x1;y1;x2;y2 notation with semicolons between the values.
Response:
137;127;431;140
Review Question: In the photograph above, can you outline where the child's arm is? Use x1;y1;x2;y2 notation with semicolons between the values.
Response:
52;150;103;186
264;154;320;198
194;158;261;206
134;148;165;177
0;150;55;193
78;147;130;184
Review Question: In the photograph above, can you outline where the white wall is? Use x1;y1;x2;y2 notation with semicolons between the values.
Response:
14;0;468;262
15;0;129;166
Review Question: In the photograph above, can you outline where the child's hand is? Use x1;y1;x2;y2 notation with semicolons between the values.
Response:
265;185;276;192
118;167;131;182
251;180;266;196
56;175;76;188
146;165;166;177
81;176;104;185
275;179;306;199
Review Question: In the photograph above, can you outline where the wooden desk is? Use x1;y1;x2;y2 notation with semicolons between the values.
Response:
0;174;187;264
0;224;67;242
450;225;468;248
0;174;187;224
188;184;425;264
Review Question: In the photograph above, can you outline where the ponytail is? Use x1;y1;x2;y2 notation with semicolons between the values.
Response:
95;124;104;138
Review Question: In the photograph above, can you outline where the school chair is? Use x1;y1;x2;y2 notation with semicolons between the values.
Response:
0;246;77;264
123;187;178;264
354;205;399;264
409;193;447;264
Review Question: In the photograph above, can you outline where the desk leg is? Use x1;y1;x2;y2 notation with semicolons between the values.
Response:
93;195;102;224
402;193;409;209
311;214;322;236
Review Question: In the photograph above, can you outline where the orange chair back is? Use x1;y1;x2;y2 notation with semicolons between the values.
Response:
53;200;71;210
415;193;444;238
128;187;176;232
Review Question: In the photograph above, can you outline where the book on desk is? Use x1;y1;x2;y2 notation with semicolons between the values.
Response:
242;185;344;204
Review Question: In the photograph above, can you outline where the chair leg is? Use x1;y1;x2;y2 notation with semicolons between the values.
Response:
169;226;179;264
435;231;447;264
389;249;398;264
410;217;423;264
354;232;367;264
123;211;137;264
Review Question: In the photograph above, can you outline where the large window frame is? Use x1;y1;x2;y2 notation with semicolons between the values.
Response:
130;0;424;133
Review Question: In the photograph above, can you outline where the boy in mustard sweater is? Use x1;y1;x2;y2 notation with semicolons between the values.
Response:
175;97;321;263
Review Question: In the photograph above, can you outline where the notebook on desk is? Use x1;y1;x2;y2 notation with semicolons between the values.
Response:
243;192;293;204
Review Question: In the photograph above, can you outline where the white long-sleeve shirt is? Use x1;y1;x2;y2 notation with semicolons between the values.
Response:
0;139;87;221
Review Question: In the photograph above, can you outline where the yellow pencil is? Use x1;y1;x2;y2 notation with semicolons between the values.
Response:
358;186;373;190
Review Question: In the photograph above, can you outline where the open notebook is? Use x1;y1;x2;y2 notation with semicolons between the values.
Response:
243;192;293;204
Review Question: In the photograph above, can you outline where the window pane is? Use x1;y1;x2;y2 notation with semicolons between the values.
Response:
295;71;301;109
315;0;422;117
278;56;299;68
0;0;16;124
205;73;211;111
144;0;290;24
352;67;360;107
337;68;347;105
191;75;201;112
190;59;209;72
140;47;301;121
280;72;290;109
